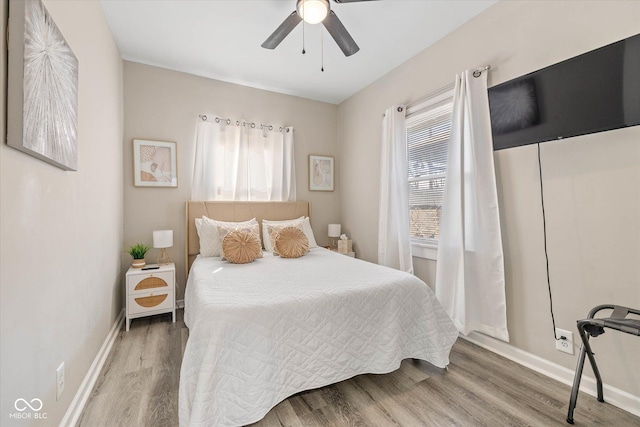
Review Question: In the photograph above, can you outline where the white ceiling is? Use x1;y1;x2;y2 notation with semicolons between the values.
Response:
100;0;497;104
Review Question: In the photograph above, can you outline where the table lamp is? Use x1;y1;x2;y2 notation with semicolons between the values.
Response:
153;230;173;265
328;224;341;249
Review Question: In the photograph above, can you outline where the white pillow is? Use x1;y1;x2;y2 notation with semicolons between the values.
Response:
262;217;317;252
302;217;318;249
195;216;258;257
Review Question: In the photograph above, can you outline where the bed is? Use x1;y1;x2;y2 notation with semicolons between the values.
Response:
179;201;458;427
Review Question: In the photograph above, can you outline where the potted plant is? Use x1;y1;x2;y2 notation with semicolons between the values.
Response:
127;243;151;268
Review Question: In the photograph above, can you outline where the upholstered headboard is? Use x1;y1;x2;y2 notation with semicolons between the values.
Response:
185;201;310;273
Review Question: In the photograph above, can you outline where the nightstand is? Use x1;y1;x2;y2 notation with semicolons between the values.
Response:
125;263;176;331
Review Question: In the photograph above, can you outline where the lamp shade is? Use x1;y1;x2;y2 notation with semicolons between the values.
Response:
328;224;341;238
153;230;173;249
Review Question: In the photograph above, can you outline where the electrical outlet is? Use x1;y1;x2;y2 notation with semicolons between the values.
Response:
555;328;574;355
56;362;65;400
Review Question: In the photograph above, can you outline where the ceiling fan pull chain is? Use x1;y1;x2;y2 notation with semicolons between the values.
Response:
302;2;306;54
321;29;324;72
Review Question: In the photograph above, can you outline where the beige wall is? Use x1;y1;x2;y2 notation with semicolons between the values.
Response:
337;0;639;397
123;62;339;297
0;1;123;425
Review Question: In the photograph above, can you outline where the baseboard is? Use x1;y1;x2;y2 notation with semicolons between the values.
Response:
460;332;640;418
59;309;125;427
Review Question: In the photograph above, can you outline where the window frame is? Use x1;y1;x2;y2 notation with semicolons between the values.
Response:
405;88;454;260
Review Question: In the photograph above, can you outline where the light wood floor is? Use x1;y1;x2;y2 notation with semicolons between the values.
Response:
78;310;639;427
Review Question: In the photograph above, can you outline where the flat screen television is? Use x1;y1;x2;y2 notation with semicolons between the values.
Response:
489;33;640;151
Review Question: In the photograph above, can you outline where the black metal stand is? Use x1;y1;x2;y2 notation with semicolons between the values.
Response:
566;304;640;424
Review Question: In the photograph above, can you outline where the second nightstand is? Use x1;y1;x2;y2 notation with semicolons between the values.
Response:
125;263;176;331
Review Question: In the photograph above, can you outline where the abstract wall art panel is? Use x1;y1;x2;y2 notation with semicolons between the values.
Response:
133;140;178;187
7;0;79;171
309;155;334;191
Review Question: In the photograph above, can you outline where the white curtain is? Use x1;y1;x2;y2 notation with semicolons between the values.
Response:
435;70;509;342
191;120;296;201
378;106;413;273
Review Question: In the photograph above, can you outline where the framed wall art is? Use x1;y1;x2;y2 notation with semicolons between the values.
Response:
7;0;79;171
309;155;334;192
133;139;178;187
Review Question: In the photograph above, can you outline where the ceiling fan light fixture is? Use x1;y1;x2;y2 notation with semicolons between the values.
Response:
296;0;329;25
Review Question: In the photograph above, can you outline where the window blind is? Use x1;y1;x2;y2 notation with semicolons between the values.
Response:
406;93;453;243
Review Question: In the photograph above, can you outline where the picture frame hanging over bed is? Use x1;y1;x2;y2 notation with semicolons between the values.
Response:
133;139;178;187
309;155;334;191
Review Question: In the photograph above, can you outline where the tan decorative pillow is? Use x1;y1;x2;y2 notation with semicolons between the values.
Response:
218;223;262;260
262;218;304;251
196;216;257;257
266;223;300;256
275;226;309;259
221;230;262;264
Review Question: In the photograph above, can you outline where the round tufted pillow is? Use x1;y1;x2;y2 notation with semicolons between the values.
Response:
275;226;309;258
221;229;262;264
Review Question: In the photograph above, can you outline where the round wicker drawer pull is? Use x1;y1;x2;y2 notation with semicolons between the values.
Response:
134;294;168;308
135;276;167;291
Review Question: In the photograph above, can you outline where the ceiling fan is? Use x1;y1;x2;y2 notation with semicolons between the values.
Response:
261;0;375;57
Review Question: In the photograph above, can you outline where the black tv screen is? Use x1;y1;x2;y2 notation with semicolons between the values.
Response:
489;33;640;151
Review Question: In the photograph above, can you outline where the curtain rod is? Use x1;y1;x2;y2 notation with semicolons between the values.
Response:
198;115;291;133
472;65;491;77
405;65;490;111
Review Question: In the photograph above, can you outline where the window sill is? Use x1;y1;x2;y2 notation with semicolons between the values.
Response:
412;242;438;261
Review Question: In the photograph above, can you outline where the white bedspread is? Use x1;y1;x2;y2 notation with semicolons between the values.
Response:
179;248;458;426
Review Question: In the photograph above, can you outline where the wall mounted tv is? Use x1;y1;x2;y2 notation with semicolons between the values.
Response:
489;33;640;151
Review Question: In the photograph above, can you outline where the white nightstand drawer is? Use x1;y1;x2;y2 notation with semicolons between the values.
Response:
128;291;174;315
127;271;173;294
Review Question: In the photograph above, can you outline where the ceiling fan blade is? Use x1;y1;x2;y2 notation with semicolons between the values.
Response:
261;12;302;49
332;0;378;3
322;10;360;57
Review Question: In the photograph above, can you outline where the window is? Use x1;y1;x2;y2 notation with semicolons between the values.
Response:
406;89;454;252
191;120;296;201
